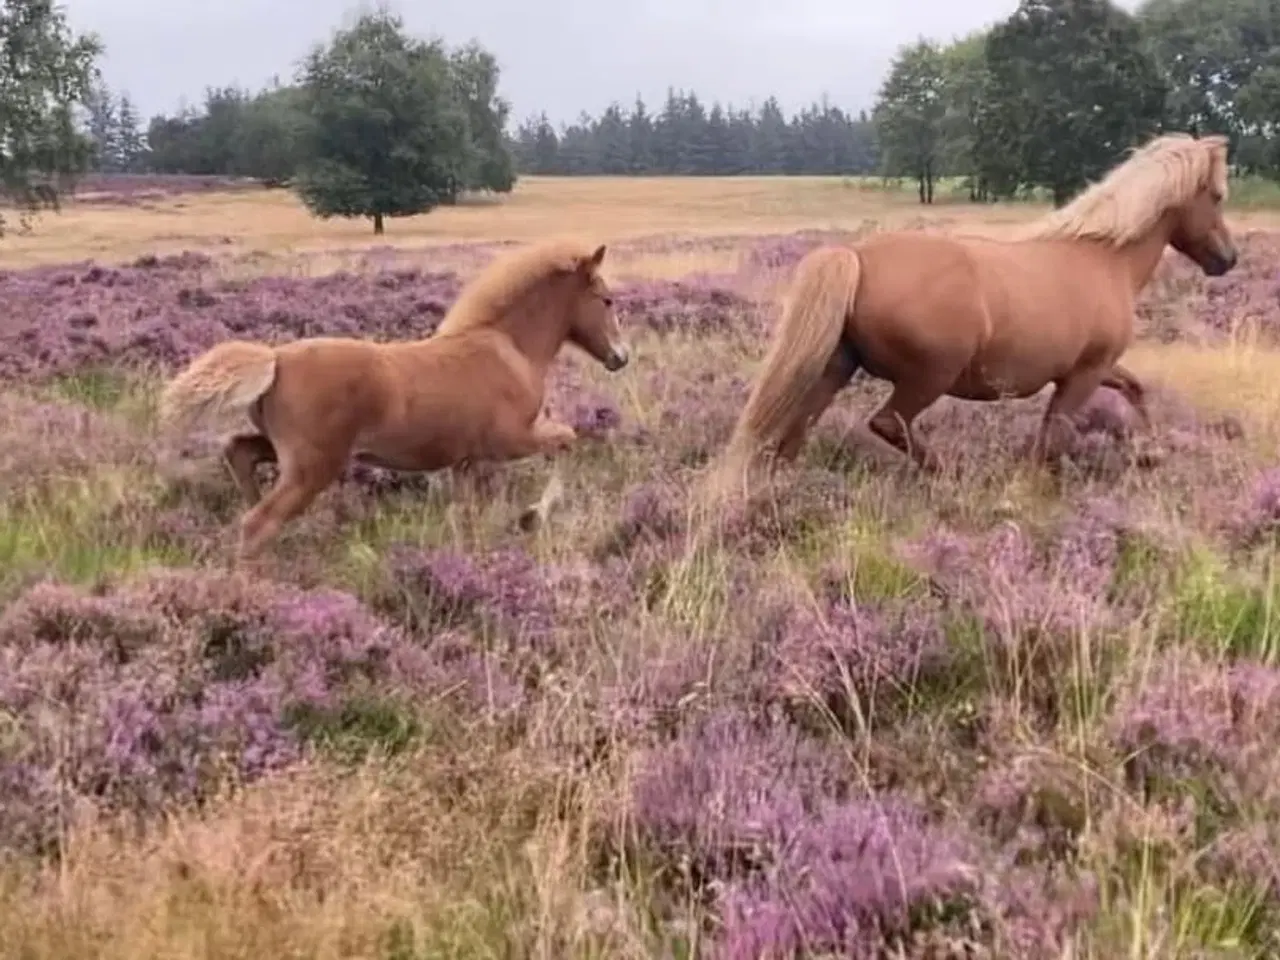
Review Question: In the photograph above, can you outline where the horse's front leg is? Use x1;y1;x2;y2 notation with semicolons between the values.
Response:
1100;362;1152;432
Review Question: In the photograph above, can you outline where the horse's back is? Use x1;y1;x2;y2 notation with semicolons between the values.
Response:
848;232;990;374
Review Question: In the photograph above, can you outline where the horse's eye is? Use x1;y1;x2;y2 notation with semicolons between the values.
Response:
602;296;613;307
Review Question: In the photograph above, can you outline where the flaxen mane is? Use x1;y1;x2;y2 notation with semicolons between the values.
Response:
435;238;601;335
1018;133;1229;247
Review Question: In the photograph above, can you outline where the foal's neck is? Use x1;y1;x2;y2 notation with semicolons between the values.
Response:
495;282;572;374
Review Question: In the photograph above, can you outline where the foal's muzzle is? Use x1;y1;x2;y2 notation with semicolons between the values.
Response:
603;344;630;371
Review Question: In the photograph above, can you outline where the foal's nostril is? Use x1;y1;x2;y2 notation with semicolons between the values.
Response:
606;344;629;371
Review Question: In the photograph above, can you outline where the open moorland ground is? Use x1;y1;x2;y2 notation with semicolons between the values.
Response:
6;174;1280;958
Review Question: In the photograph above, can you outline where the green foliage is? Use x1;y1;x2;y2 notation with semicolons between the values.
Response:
448;42;516;195
293;11;509;233
0;0;103;232
977;0;1168;206
873;39;948;203
232;86;308;185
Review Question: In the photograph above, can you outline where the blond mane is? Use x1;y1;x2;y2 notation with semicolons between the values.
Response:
436;238;601;335
1018;133;1229;246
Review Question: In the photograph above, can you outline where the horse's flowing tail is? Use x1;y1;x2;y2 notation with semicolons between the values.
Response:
710;245;862;495
158;340;279;437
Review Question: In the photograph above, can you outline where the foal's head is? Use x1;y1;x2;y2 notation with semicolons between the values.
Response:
561;244;629;372
1167;135;1238;277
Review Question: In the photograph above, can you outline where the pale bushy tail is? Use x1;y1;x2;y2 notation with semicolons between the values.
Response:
158;340;278;436
709;246;861;494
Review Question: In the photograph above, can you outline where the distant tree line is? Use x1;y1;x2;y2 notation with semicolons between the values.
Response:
508;94;879;176
7;0;1280;241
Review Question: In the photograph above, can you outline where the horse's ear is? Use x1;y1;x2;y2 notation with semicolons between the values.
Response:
585;244;606;270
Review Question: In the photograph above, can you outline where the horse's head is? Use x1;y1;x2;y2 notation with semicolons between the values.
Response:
564;244;629;372
1168;135;1237;277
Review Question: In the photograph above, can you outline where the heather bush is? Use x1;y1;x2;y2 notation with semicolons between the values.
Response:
0;394;152;500
712;799;1097;959
0;569;497;856
627;710;854;879
1108;651;1280;811
760;592;957;730
628;710;1095;957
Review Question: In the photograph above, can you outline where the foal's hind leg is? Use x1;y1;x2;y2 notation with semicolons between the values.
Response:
223;433;277;505
866;378;951;471
1100;363;1151;431
236;450;345;563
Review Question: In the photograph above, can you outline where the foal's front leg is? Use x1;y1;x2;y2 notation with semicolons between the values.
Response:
494;411;579;458
491;412;577;531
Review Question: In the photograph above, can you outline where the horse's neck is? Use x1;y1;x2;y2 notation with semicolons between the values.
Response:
1119;219;1176;293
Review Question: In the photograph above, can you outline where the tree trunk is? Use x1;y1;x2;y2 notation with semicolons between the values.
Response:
373;212;385;235
1052;185;1069;208
925;161;934;204
918;174;926;204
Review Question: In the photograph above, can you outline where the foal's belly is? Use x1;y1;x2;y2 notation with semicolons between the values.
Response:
352;438;462;473
352;449;446;472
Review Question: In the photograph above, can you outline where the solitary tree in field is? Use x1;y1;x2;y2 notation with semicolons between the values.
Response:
293;10;469;235
0;0;102;232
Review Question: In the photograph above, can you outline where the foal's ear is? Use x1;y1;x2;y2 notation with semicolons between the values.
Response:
581;244;606;271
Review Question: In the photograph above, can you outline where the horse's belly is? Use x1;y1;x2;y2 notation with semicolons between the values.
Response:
948;354;1063;401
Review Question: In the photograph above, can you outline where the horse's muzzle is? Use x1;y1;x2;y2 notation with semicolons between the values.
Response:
1204;248;1238;276
604;345;630;371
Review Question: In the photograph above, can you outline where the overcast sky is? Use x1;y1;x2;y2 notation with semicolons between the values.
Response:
63;0;1143;127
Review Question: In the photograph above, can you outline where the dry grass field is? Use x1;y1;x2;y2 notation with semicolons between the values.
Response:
5;175;1280;958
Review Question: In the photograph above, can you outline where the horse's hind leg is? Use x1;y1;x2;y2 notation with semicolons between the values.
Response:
223;433;277;505
1100;363;1151;430
866;378;950;471
776;341;862;462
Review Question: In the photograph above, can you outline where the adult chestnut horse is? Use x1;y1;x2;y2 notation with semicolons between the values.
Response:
712;133;1237;492
159;238;629;562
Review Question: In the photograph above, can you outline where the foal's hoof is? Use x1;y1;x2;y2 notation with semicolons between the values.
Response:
517;505;543;532
1134;444;1167;470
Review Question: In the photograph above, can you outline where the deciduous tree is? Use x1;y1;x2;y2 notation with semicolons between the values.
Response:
447;42;516;196
0;0;102;231
293;10;469;235
978;0;1168;206
873;40;947;203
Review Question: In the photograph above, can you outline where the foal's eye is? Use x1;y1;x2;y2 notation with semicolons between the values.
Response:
602;295;613;307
